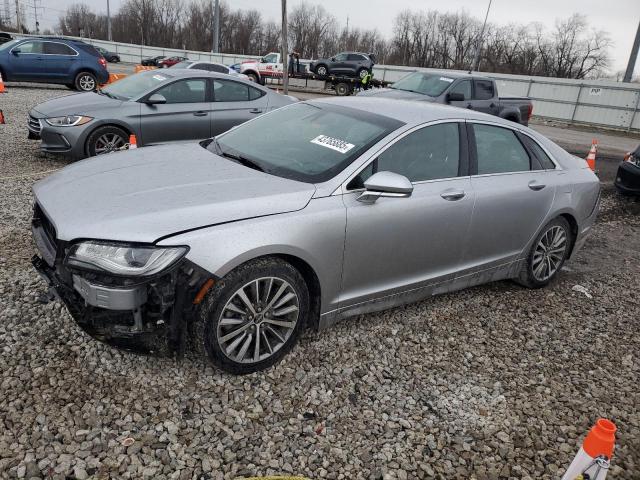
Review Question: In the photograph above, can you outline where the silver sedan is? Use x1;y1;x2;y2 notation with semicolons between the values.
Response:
31;97;600;374
27;69;296;160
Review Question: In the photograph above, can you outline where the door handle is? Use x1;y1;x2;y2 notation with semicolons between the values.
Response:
440;190;466;201
249;108;263;114
528;181;546;191
193;111;207;117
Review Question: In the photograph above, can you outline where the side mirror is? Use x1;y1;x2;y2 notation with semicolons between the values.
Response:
446;92;465;103
357;171;413;204
12;48;20;55
145;93;167;105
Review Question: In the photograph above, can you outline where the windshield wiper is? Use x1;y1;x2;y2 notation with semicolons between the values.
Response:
209;137;266;172
97;89;118;100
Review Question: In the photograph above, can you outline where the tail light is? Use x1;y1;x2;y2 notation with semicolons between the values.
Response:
527;103;533;120
623;152;633;162
98;57;107;69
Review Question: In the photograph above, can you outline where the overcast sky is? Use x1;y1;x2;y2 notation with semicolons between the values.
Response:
37;0;640;74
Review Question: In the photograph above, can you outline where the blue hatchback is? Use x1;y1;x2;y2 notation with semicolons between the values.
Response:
0;37;109;91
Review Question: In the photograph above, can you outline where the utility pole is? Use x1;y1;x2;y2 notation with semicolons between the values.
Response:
623;20;640;83
212;0;220;53
107;0;112;41
281;0;288;94
345;15;349;50
14;0;21;33
29;0;39;34
471;0;492;72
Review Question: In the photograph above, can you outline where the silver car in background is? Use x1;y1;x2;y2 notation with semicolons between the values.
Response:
31;98;600;374
27;69;296;160
170;60;249;81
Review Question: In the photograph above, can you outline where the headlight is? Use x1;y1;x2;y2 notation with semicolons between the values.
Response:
45;115;93;127
66;242;188;276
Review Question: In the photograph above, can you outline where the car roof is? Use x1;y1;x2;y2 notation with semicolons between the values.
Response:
154;68;262;84
308;96;515;127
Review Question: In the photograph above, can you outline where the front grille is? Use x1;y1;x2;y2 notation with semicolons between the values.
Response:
27;115;42;134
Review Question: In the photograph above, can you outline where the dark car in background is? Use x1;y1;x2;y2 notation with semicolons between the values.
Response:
27;69;297;160
0;32;12;45
0;37;108;91
158;56;188;68
96;46;120;63
359;71;533;126
615;144;640;195
141;55;166;66
310;51;375;79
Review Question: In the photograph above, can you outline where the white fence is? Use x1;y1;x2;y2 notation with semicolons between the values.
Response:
7;33;640;132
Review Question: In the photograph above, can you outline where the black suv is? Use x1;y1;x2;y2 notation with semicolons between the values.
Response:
310;52;375;79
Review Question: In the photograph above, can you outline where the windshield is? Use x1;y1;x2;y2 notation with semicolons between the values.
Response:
391;72;456;97
208;103;403;183
102;70;173;100
171;61;193;69
0;39;19;52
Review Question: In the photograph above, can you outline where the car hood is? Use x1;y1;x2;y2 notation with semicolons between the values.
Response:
30;92;123;118
33;143;316;243
357;88;434;101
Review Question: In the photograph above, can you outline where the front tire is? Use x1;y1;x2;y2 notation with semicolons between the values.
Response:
246;72;259;83
74;71;97;92
315;65;328;76
357;67;369;79
516;217;572;288
85;125;128;158
192;258;309;374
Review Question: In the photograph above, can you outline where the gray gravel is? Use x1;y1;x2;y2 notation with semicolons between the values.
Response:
1;84;639;480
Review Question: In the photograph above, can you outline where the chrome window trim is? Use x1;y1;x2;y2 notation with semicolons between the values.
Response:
10;40;79;57
465;119;563;176
335;118;467;195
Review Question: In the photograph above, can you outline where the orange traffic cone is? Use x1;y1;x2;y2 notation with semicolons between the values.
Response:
0;110;5;124
0;72;6;93
561;418;616;480
585;139;597;172
128;134;138;149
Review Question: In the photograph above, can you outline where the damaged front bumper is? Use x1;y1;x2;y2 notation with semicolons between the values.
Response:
31;206;212;355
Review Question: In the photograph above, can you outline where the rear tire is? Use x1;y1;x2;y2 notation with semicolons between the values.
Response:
74;71;97;92
85;125;129;158
192;257;309;374
516;217;572;289
335;82;352;96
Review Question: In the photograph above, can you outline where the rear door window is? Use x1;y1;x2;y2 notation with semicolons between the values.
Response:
213;79;249;102
44;42;76;55
473;124;530;174
473;80;495;100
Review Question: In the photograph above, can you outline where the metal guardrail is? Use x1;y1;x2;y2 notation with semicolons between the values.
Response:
4;32;640;132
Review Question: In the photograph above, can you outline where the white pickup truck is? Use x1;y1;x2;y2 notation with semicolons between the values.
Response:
240;52;308;84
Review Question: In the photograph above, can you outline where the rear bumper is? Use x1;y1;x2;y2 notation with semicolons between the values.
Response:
614;162;640;195
571;187;601;258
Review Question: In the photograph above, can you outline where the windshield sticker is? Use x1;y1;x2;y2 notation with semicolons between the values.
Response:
152;74;167;81
439;77;454;83
310;135;355;154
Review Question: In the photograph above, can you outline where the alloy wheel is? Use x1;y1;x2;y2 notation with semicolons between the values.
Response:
532;225;567;282
317;66;327;76
78;75;96;91
359;69;368;79
217;277;300;364
94;133;126;155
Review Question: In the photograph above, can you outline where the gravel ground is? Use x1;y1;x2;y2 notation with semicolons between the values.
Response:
1;85;639;480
